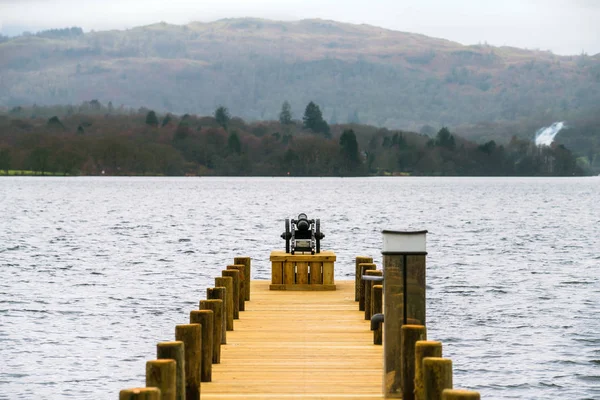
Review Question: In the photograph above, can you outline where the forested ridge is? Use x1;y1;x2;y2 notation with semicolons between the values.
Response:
1;18;599;131
0;102;588;177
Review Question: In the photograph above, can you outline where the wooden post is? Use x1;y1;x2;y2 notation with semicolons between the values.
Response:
296;261;309;284
199;299;223;364
364;269;382;320
283;261;295;285
233;256;251;301
322;261;334;285
175;324;201;400
358;263;376;311
271;261;283;284
207;287;227;344
120;388;161;400
215;276;234;330
226;266;245;312
189;310;213;383
442;389;481;400
355;256;373;301
222;269;240;319
414;341;442;400
401;325;427;400
146;359;176;400
423;357;453;400
309;261;323;284
372;284;383;345
156;341;185;400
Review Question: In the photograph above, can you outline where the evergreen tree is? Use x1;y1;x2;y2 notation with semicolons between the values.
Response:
215;106;231;130
279;101;293;125
303;101;330;137
435;127;455;149
145;110;158;127
339;129;361;173
228;131;242;155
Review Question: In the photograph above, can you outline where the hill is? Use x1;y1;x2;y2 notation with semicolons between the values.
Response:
0;18;599;133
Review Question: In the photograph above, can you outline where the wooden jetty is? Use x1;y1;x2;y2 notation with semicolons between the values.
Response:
202;280;382;399
119;251;482;400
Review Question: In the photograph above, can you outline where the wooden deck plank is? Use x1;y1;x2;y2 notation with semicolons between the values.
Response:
202;280;383;399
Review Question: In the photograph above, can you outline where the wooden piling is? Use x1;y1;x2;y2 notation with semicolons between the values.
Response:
189;310;213;383
423;357;453;400
146;359;176;400
222;269;240;319
372;284;383;345
364;269;382;320
401;325;427;400
227;265;246;311
358;263;376;311
207;287;227;344
119;388;161;400
414;341;443;400
233;256;251;300
442;389;481;400
199;299;223;364
175;324;201;400
355;256;373;301
215;276;234;330
156;341;185;400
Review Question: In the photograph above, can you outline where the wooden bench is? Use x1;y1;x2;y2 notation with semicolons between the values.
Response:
269;250;336;290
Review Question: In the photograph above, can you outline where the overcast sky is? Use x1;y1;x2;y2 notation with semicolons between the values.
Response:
1;0;598;55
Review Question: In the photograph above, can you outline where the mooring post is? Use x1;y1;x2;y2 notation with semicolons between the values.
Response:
119;388;161;400
423;357;453;400
174;324;201;400
372;284;383;345
381;230;428;398
414;340;443;400
207;287;227;344
442;389;481;400
215;276;234;330
222;269;240;319
221;269;240;319
189;310;213;382
358;263;376;311
401;325;427;400
355;256;373;301
233;256;251;301
227;264;246;311
364;269;382;320
156;341;185;400
146;359;176;400
199;299;223;364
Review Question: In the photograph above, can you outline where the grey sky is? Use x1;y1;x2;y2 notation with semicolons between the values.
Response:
1;0;598;55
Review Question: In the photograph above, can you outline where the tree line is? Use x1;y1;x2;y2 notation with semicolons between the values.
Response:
0;101;586;177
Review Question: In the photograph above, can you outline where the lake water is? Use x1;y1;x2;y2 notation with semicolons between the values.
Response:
1;176;599;399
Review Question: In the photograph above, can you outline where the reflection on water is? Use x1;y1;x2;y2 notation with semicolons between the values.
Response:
1;176;599;399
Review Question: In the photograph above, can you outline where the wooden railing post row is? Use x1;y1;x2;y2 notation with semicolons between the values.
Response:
227;264;246;311
358;263;376;311
146;359;176;400
355;256;373;301
174;324;202;400
400;325;427;400
233;256;251;301
372;284;383;345
190;310;213;382
199;299;223;364
215;276;234;331
207;287;227;344
222;269;240;319
157;341;186;400
119;387;161;399
423;357;453;400
364;269;382;320
442;389;481;399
